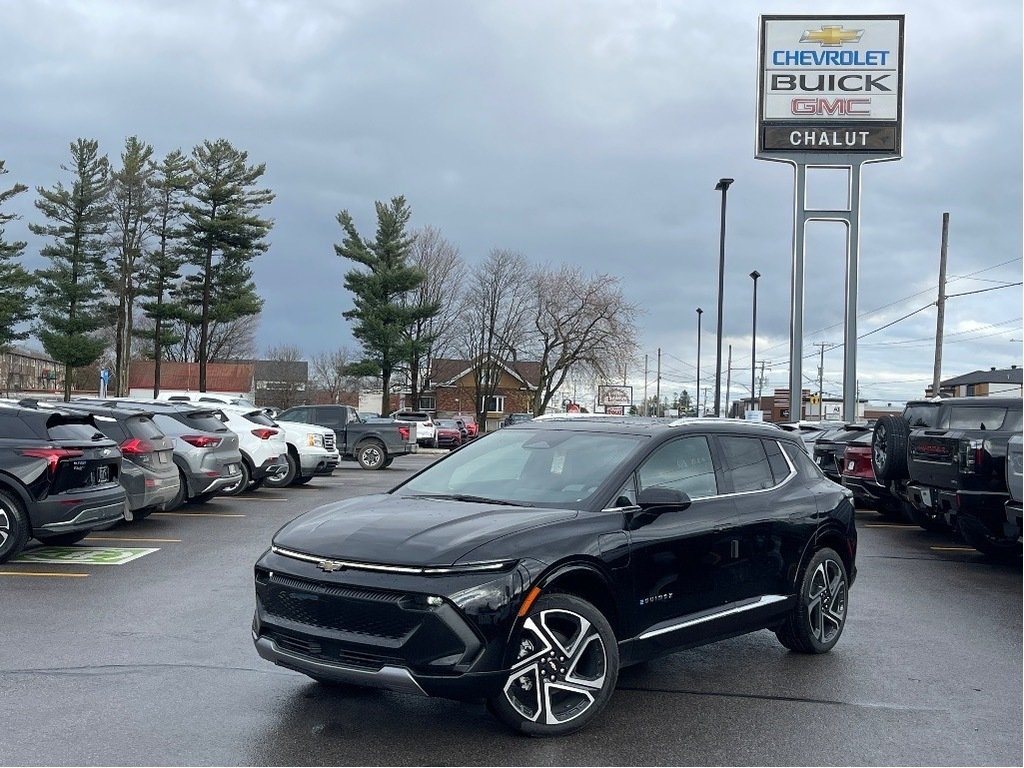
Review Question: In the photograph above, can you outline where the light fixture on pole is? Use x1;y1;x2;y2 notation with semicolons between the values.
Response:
696;307;703;417
749;269;760;412
713;177;734;417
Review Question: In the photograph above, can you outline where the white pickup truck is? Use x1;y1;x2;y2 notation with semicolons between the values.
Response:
264;419;341;487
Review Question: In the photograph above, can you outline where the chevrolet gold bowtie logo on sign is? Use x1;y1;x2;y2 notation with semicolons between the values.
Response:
800;25;864;47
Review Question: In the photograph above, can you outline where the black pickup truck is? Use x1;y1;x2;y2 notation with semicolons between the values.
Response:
871;397;1023;557
276;405;417;470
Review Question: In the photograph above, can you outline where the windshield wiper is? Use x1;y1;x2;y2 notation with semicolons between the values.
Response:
408;493;530;507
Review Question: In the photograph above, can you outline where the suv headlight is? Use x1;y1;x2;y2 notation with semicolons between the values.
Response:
307;432;324;448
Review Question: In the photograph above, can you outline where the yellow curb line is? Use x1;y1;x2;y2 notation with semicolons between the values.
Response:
86;536;182;543
150;512;245;518
0;571;89;578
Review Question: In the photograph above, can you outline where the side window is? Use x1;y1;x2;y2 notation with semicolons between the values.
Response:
313;408;344;429
718;436;775;492
782;441;825;479
0;413;39;439
638;436;717;499
286;408;310;423
762;439;792;484
608;474;638;508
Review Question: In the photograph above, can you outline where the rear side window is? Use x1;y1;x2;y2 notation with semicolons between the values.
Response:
762;439;792;483
127;416;165;440
0;413;40;439
944;406;1009;431
905;404;940;428
243;410;277;427
718;436;775;492
93;418;128;443
182;411;227;433
153;414;183;436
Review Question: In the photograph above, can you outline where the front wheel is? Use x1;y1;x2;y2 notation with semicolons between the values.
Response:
356;441;387;470
487;593;619;736
776;547;849;654
0;490;29;564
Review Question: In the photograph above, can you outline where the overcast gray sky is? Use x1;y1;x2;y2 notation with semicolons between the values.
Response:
3;0;1021;407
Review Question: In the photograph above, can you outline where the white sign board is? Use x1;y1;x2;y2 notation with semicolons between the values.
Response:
597;385;632;407
757;15;904;156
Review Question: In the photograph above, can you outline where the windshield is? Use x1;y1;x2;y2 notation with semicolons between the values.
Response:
905;403;940;428
397;427;646;509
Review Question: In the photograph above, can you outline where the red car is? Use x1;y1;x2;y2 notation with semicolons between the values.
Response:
840;434;903;518
434;419;464;449
455;415;478;439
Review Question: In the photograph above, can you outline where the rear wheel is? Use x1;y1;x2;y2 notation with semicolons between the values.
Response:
188;491;217;505
356;441;386;470
776;547;849;654
221;461;251;496
0;489;29;564
167;469;187;510
35;530;90;547
487;593;619;736
264;452;297;488
291;475;313;485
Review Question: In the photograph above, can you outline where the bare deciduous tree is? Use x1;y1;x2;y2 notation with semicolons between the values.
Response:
403;226;462;402
165;314;258;362
310;346;359;404
454;249;531;424
524;265;640;415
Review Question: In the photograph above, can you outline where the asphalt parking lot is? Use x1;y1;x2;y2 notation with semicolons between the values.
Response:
0;453;1020;766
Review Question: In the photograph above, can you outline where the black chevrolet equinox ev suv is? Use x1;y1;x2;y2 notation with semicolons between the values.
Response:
253;417;857;735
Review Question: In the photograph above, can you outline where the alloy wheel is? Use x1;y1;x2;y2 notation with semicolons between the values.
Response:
502;609;608;726
807;559;846;645
0;507;9;548
873;423;888;469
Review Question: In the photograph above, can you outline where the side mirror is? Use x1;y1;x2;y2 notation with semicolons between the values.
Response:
637;487;692;512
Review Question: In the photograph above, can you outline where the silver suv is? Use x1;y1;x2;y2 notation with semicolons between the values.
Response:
76;399;243;508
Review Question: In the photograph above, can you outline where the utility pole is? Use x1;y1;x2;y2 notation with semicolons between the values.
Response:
642;353;648;417
725;344;732;418
815;342;828;420
932;212;950;398
655;348;661;418
758;360;767;401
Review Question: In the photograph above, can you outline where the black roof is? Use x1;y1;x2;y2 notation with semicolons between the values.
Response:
522;415;791;439
942;367;1022;387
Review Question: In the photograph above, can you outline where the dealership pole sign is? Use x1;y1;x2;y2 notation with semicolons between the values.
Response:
597;385;632;410
755;14;904;423
757;15;904;157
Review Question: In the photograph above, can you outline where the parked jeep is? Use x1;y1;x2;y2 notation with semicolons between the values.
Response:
277;405;417;470
871;397;1023;557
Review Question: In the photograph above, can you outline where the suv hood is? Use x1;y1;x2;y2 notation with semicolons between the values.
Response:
272;493;578;567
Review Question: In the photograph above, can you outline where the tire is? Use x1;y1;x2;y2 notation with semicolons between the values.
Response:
221;460;251;497
168;469;188;511
871;415;910;483
132;506;156;522
383;457;395;468
188;491;217;505
264;452;297;488
487;593;619;736
291;475;313;485
958;515;1022;560
356;441;387;471
35;530;90;547
248;477;265;491
776;547;849;654
0;488;29;564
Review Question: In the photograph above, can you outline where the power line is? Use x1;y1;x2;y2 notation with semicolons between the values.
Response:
945;282;1023;299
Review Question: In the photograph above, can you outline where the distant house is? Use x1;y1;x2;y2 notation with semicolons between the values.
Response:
0;346;63;395
128;360;255;399
251;359;308;408
391;356;541;432
926;366;1022;398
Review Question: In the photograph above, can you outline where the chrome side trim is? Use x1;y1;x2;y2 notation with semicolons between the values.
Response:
638;595;789;640
255;636;428;696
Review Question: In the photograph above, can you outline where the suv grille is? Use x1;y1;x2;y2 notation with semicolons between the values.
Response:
323;432;336;451
259;574;419;640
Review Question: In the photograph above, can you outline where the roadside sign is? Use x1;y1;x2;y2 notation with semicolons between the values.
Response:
597;385;632;407
745;410;764;422
604;406;625;415
14;547;159;566
757;15;905;157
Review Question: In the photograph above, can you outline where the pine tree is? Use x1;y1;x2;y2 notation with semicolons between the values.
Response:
182;139;273;391
335;196;435;416
108;136;157;396
136;149;191;396
0;160;33;353
30;139;111;400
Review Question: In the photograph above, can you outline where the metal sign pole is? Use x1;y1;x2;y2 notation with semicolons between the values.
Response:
789;163;807;422
843;161;864;421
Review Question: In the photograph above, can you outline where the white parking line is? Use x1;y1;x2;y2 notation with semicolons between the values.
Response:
151;512;245;518
86;536;182;543
0;571;89;578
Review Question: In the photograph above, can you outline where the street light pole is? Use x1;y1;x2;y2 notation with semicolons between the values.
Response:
713;177;734;417
695;307;703;416
749;269;760;413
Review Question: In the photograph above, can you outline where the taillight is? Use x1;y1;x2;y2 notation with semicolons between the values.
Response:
960;439;985;473
181;435;222;448
251;428;279;440
399;426;410;441
120;438;155;456
20;447;84;476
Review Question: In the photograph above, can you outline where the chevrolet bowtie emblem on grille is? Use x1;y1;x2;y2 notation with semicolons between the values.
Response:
317;559;345;573
800;25;864;47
